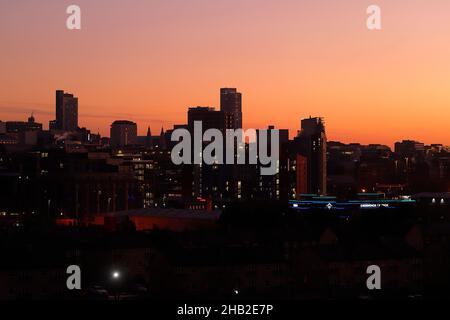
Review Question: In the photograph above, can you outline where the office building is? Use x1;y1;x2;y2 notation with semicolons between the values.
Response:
288;117;327;196
395;140;426;158
255;125;289;201
6;114;42;133
220;88;242;129
55;90;78;131
187;106;230;133
110;120;138;147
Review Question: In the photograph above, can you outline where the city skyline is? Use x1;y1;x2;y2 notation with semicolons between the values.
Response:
2;0;450;305
1;89;449;150
2;0;450;147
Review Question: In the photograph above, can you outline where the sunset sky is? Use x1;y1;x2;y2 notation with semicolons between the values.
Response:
1;0;450;146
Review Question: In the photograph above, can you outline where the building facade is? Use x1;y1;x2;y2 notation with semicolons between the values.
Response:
55;90;78;131
220;88;242;129
110;120;138;148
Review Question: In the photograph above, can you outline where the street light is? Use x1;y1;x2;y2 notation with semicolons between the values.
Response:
111;270;121;301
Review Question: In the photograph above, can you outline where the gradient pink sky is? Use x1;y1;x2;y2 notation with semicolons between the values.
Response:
1;0;450;146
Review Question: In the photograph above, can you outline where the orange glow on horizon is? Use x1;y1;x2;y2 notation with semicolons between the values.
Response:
1;0;449;147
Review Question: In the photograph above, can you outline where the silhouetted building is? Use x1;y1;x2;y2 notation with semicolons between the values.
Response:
6;114;42;133
188;106;230;133
291;117;327;195
327;141;361;197
187;107;238;200
54;90;78;131
0;150;137;219
76;127;101;145
4;114;43;146
49;120;57;131
159;127;167;150
220;88;242;129
395;140;425;158
255;126;289;201
0;121;6;134
146;126;153;148
110;120;137;147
